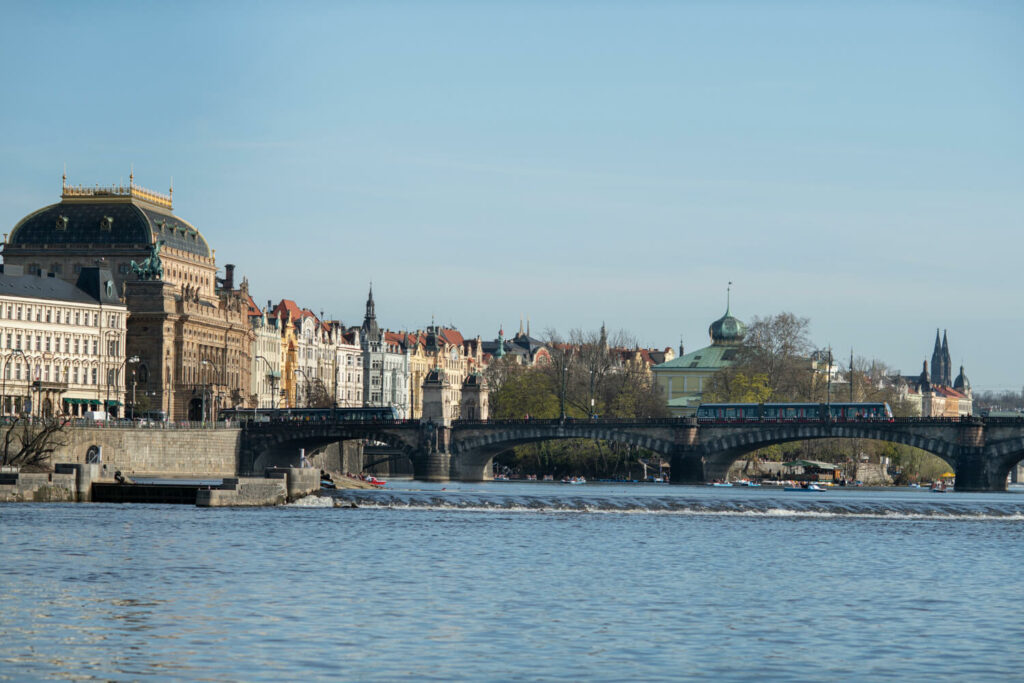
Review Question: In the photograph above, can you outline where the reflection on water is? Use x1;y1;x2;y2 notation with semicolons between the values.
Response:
2;484;1023;681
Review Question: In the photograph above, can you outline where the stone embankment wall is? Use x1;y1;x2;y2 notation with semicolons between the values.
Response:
0;468;77;502
0;464;105;502
307;441;364;475
196;467;320;507
53;426;242;478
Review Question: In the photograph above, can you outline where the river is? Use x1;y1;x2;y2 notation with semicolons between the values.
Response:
2;482;1023;681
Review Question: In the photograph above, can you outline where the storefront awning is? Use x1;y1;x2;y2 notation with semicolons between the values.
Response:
105;400;123;407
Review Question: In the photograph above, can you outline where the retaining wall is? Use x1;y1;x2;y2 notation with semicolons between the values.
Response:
52;426;242;478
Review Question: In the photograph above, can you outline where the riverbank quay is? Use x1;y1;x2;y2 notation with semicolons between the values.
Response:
196;467;319;507
1;465;320;506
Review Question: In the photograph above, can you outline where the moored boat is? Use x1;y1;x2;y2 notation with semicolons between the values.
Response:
784;483;827;492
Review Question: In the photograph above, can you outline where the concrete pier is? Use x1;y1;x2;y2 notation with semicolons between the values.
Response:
196;467;319;507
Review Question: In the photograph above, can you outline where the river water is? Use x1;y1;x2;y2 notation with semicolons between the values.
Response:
2;482;1024;682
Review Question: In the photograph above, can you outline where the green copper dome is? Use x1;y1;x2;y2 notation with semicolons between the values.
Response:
709;307;746;345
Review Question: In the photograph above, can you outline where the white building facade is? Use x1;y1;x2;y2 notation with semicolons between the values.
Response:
0;266;128;417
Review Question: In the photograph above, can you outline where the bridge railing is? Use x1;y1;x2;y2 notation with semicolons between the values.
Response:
451;417;698;427
239;418;421;430
695;416;986;425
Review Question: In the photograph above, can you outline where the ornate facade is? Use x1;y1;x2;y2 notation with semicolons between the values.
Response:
652;303;747;416
5;177;251;421
0;265;127;417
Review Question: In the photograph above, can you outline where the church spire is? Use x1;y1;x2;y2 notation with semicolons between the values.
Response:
361;282;380;343
365;282;375;319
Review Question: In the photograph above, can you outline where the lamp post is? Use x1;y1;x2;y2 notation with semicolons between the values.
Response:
1;348;29;417
295;367;314;407
107;355;140;418
560;364;568;422
255;355;277;413
200;359;211;423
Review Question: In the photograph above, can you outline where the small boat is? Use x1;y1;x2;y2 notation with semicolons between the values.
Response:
708;481;733;487
784;483;827;492
930;482;948;493
366;476;386;487
561;477;587;485
320;479;336;490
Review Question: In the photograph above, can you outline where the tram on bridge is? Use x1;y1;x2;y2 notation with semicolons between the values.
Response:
218;406;400;423
697;402;893;423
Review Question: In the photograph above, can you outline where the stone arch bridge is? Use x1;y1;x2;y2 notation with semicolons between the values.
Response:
238;416;1024;492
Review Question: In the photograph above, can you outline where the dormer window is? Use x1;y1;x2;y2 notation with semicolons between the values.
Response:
100;216;114;232
55;215;68;231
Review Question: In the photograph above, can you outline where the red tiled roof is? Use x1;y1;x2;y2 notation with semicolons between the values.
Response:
246;295;262;317
271;299;304;322
440;328;464;346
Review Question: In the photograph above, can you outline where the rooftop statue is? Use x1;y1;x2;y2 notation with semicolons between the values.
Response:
131;240;164;281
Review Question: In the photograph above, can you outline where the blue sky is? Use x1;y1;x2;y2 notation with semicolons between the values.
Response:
1;1;1021;389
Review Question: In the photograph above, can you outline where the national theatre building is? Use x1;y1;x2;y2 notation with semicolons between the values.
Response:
3;175;251;421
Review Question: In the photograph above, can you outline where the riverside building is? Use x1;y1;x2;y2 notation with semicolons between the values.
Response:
0;265;126;417
4;175;252;420
652;303;747;416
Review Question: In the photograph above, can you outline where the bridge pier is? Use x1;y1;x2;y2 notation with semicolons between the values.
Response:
954;450;1011;492
669;450;706;484
412;451;451;482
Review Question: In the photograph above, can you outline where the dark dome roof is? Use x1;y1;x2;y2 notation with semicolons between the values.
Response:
709;307;746;345
9;197;210;257
954;365;970;392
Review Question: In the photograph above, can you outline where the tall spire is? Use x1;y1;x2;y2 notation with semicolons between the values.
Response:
930;328;944;387
726;281;732;314
361;282;380;343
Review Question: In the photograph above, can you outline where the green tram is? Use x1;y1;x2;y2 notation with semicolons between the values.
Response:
696;402;893;422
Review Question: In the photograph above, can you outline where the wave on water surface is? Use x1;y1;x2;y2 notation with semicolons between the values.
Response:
320;489;1024;520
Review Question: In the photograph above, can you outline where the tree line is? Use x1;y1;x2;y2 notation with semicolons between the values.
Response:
484;327;667;479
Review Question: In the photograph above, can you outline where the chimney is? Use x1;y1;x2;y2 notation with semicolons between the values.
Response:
223;264;235;291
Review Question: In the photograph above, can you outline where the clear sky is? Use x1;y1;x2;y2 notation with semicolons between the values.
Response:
1;1;1021;390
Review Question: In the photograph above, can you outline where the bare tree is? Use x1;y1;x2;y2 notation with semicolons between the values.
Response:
1;417;70;472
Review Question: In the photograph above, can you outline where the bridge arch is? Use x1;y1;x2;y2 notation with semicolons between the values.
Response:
696;423;959;482
451;424;679;481
242;424;421;474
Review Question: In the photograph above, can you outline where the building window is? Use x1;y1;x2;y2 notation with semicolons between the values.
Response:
55;215;68;231
91;368;97;385
27;264;41;275
73;264;82;274
50;263;62;275
100;216;114;232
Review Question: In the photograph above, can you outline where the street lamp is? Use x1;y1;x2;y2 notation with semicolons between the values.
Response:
560;364;568;422
255;355;278;412
295;367;314;407
200;359;212;423
1;348;29;417
107;355;140;418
